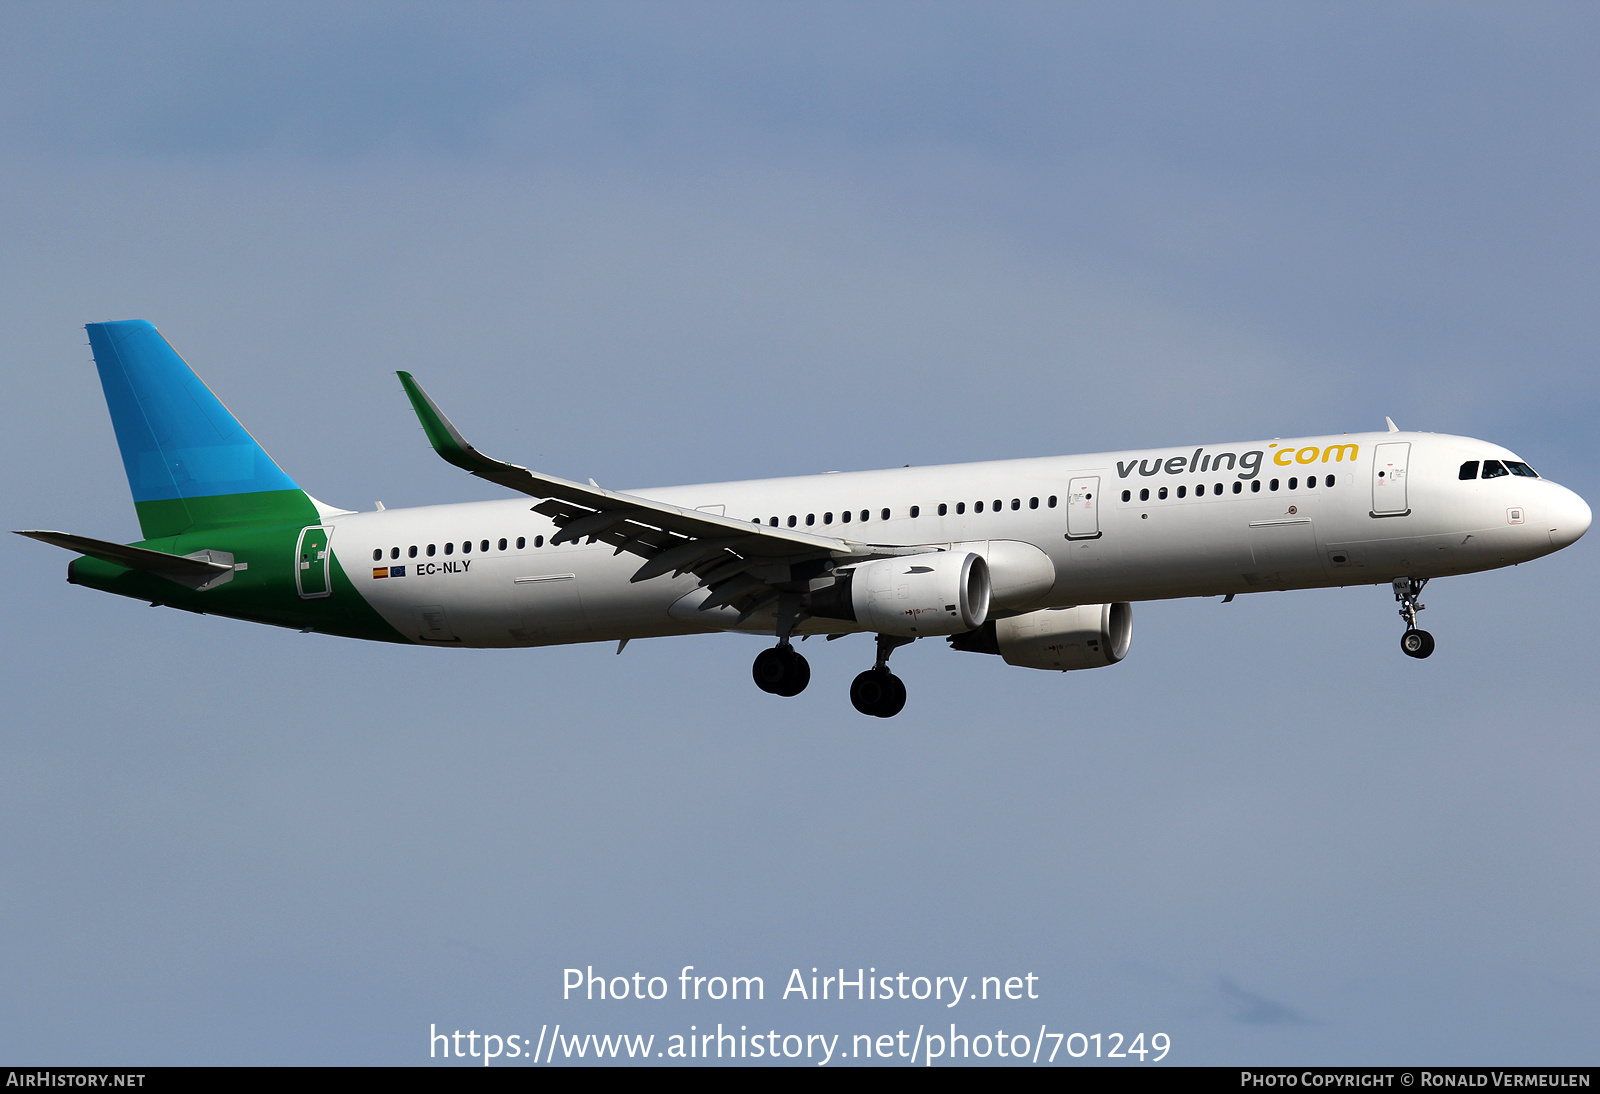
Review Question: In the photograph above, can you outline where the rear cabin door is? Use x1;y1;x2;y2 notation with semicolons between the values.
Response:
1066;476;1101;538
1371;442;1411;516
295;526;333;599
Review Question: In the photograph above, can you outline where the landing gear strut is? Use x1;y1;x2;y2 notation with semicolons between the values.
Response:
753;642;810;696
850;635;912;718
1393;577;1435;659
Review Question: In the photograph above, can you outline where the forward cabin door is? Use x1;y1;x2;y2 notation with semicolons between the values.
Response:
1372;442;1411;516
1066;476;1101;539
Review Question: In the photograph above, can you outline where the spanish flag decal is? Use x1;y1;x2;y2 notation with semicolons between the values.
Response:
372;567;389;579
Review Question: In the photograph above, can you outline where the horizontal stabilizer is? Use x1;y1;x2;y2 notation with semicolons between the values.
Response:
15;530;235;590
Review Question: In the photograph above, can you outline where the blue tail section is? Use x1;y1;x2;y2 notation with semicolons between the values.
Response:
87;321;301;504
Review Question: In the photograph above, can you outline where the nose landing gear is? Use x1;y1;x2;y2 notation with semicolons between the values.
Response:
850;634;912;718
1393;577;1435;659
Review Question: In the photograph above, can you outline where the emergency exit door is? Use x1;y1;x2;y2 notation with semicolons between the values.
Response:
1066;476;1101;538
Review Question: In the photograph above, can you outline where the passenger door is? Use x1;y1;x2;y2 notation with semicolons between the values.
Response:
295;526;332;599
1372;442;1411;516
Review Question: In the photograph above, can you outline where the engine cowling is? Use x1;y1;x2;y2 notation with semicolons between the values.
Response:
949;602;1132;671
810;553;991;637
951;539;1056;610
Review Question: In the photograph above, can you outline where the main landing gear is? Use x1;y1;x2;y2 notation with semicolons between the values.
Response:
751;632;912;718
850;635;912;718
1393;577;1435;659
752;642;810;696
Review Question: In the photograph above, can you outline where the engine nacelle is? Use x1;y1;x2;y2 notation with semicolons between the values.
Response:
949;602;1132;671
809;553;990;637
951;539;1056;610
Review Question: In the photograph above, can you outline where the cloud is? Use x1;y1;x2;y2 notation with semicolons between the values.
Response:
1219;976;1312;1027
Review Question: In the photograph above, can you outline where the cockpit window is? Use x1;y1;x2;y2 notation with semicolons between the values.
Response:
1505;460;1539;478
1481;460;1508;479
1459;461;1479;480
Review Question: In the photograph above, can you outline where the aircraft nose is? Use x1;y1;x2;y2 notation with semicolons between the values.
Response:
1547;484;1591;550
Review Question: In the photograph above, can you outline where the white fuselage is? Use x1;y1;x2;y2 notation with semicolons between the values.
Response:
331;431;1590;647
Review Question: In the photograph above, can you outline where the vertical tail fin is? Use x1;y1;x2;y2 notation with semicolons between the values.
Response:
86;321;317;540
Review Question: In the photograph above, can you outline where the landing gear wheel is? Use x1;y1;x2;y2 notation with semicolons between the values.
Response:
753;646;810;696
850;668;906;718
1400;628;1435;659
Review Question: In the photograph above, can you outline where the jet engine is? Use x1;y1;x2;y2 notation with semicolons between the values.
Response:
948;602;1132;671
809;552;990;637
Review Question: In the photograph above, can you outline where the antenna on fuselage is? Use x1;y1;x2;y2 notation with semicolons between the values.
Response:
1385;417;1399;433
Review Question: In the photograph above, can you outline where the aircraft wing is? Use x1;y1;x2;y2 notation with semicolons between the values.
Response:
398;373;929;623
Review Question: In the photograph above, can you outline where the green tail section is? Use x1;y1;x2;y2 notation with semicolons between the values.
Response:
55;321;409;643
66;527;406;644
87;320;320;539
133;491;320;543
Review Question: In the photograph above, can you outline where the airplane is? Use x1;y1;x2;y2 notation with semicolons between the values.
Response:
17;320;1592;717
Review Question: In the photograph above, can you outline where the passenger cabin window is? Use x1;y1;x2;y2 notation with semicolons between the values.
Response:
992;500;1001;511
482;540;490;552
1176;486;1186;498
881;508;891;521
1047;496;1057;508
1029;497;1039;509
391;547;400;559
1288;477;1298;490
938;503;948;516
1011;499;1020;510
1121;490;1131;502
1270;479;1280;491
1139;488;1150;501
1232;482;1242;494
806;514;815;526
1158;487;1168;500
1481;460;1508;479
1459;461;1480;480
841;511;851;523
1324;475;1334;488
975;501;984;513
910;505;920;518
427;544;436;556
462;541;471;553
444;542;454;555
1305;477;1315;489
787;516;797;527
824;512;833;524
409;546;418;558
1251;480;1261;493
860;510;869;522
372;549;382;561
535;535;544;547
956;502;965;514
498;538;507;551
516;537;525;549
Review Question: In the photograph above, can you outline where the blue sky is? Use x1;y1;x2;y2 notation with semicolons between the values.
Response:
1;2;1596;1064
